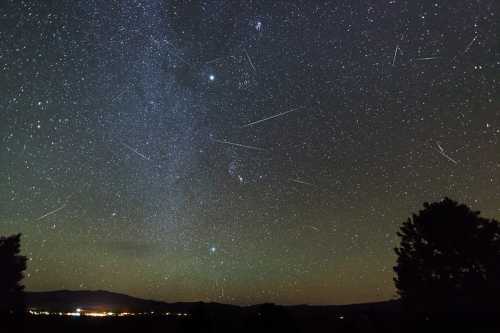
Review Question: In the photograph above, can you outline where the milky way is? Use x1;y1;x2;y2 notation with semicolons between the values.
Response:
1;0;499;305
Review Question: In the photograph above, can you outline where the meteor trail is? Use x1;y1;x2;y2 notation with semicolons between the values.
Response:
242;107;304;128
36;204;67;221
121;142;151;161
438;150;458;164
464;35;478;53
243;48;256;72
290;178;315;186
414;56;441;61
211;138;267;152
392;45;401;66
434;141;458;165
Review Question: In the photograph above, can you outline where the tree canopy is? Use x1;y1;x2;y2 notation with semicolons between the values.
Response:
394;198;500;313
0;233;27;315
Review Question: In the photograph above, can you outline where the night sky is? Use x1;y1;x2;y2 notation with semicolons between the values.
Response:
1;0;499;305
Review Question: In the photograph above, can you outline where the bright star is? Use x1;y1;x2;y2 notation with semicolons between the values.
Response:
209;75;215;81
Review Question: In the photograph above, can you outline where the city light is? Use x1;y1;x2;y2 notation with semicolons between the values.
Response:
28;308;189;318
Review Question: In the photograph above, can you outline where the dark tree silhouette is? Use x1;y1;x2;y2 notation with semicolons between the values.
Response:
394;198;500;314
0;233;27;315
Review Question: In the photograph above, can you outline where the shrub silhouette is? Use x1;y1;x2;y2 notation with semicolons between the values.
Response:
0;233;27;315
394;198;500;314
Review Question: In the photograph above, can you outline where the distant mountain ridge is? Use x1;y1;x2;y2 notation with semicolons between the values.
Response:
26;290;400;315
26;290;237;313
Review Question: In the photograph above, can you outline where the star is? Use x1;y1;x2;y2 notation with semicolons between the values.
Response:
255;21;262;31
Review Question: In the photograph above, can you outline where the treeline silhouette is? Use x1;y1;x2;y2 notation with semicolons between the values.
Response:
2;197;500;332
0;233;27;316
1;233;27;332
394;198;500;315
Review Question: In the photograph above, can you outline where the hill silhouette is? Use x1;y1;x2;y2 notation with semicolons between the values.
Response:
26;290;239;314
26;289;399;313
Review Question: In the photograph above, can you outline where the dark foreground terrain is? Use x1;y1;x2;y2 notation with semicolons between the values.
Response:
5;310;500;333
5;313;397;333
5;307;399;333
3;291;500;332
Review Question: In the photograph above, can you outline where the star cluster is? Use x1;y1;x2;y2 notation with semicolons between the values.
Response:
0;0;499;305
